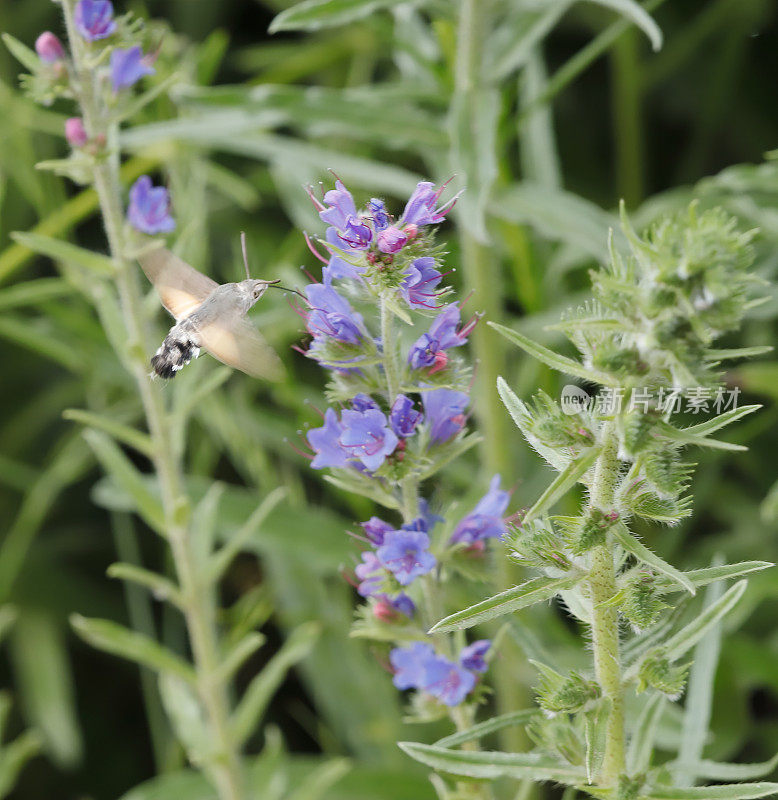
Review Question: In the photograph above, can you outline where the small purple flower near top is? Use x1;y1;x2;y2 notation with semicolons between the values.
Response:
35;32;65;63
319;180;357;230
408;304;468;370
351;394;379;412
460;640;491;673
305;284;363;345
390;394;422;438
390;642;436;690
377;527;436;585
450;475;509;544
111;47;155;92
339;408;398;471
361;516;394;546
307;408;349;469
422;389;469;443
368;199;390;230
127;176;175;235
401;181;459;228
400;257;442;310
74;0;116;41
424;656;476;706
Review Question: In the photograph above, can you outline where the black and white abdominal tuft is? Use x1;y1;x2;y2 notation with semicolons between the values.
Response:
151;328;201;379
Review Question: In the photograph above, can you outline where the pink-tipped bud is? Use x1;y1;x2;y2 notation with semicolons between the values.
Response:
373;599;397;622
428;350;449;375
403;223;419;239
35;32;65;63
465;541;486;557
65;117;88;148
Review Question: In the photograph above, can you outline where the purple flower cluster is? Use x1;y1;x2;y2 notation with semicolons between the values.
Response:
127;176;175;235
309;180;456;288
390;639;491;706
298;179;507;714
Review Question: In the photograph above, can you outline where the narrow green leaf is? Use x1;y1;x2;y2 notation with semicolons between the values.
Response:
216;632;266;684
285;758;351;800
585;697;611;785
669;562;773;591
11;232;115;276
522;447;600;525
680;405;761;437
663;581;747;663
157;673;211;765
658;422;748;452
0;607;17;646
64;409;154;458
209;487;287;581
269;0;397;33
612;523;696;595
70;615;196;684
2;33;39;72
435;710;538;749
231;622;320;745
0;730;41;800
0;278;72;311
429;575;579;634
704;346;773;362
106;563;184;609
645;784;778;799
586;0;663;51
397;742;587;783
673;754;778;782
83;430;166;535
627;693;666;774
490;321;615;385
9;612;82;767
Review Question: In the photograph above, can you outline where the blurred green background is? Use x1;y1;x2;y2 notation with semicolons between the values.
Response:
1;1;777;798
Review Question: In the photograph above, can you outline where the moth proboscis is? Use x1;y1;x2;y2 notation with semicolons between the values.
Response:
138;233;290;381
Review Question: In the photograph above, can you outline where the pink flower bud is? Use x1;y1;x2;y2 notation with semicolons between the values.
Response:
373;600;397;622
35;32;65;63
376;225;408;254
403;223;419;239
65;117;88;148
428;350;449;375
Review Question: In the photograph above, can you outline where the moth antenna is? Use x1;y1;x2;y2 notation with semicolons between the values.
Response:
241;231;251;280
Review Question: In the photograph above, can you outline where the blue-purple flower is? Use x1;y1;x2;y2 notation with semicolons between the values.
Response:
111;47;155;92
127;176;175;235
460;640;491;673
352;394;379;412
355;551;384;598
400;257;442;310
339;408;398;471
307;408;349;469
419;499;444;531
373;592;415;621
377;528;436;585
322;227;368;284
390;642;436;690
305;284;363;344
408;304;468;370
390;394;422;438
362;516;393;546
368;199;390;230
422;389;469;443
319;180;357;230
424;656;476;706
74;0;116;41
450;475;509;544
401;181;459;228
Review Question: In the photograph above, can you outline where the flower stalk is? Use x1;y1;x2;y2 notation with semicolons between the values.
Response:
59;3;245;798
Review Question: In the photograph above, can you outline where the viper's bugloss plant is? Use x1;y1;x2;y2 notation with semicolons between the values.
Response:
300;180;509;746
398;204;777;800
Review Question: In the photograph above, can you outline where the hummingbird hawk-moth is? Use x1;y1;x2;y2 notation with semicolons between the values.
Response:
138;235;286;380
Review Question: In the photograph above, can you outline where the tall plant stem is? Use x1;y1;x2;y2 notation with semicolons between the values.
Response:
60;4;245;799
587;422;625;784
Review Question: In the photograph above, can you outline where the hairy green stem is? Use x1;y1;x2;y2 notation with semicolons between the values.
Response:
60;4;245;798
588;423;625;784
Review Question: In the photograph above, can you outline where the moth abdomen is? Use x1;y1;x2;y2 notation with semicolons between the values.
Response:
151;328;201;379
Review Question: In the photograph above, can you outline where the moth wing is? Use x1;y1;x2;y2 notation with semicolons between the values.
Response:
198;315;284;381
138;247;218;321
